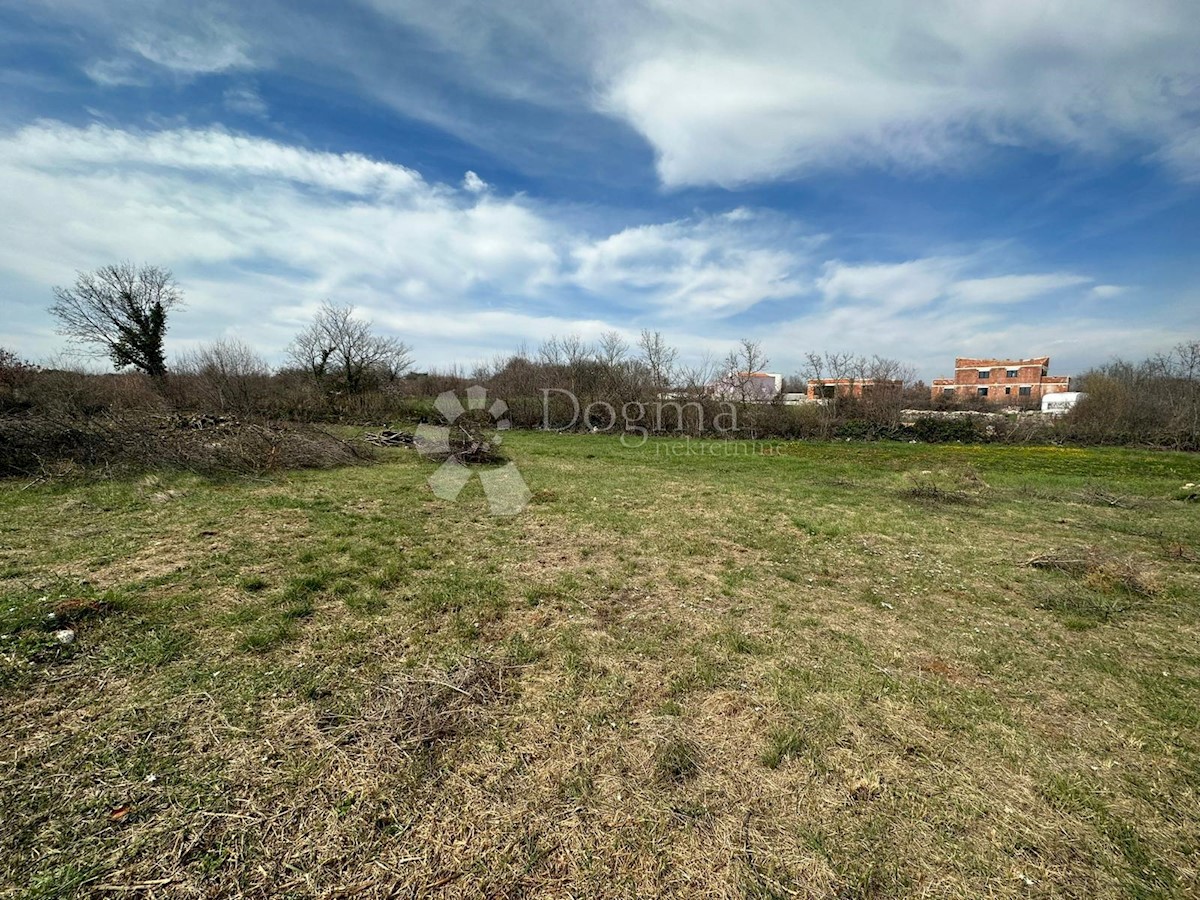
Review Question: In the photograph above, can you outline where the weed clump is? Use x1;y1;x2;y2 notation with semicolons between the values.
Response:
1026;548;1160;598
653;734;702;784
1077;485;1136;508
1028;547;1160;625
355;658;508;755
900;467;987;505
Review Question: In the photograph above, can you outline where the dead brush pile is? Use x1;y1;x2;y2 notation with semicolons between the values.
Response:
1026;547;1161;598
900;466;989;505
352;657;509;755
366;418;508;465
1025;544;1161;623
429;418;509;466
1076;485;1137;508
0;411;372;479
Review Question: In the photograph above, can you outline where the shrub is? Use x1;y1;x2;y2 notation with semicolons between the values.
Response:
0;412;372;479
910;416;980;443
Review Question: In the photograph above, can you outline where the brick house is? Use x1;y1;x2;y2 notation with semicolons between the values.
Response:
806;378;903;400
931;356;1071;403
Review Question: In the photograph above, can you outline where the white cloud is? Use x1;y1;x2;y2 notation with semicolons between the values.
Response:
222;84;268;118
949;273;1092;305
82;58;151;87
595;0;1200;185
0;123;560;356
817;258;959;312
462;170;488;193
316;0;1200;187
69;3;255;86
23;1;1200;186
818;258;1095;312
0;121;1186;376
124;22;251;76
5;122;427;197
1158;127;1200;181
572;214;810;315
0;121;812;364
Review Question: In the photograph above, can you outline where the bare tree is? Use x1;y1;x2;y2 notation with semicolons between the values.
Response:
676;352;719;399
803;351;857;387
558;333;591;368
856;354;914;424
597;331;630;367
537;336;564;367
802;351;859;436
1155;339;1200;382
288;302;412;395
637;329;679;397
721;339;772;403
49;262;184;380
801;351;914;430
178;338;270;413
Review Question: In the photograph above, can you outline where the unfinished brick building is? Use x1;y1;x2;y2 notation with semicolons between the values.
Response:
931;356;1071;403
807;378;903;400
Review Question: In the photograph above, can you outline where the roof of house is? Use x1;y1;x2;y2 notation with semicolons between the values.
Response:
809;377;902;385
955;356;1050;368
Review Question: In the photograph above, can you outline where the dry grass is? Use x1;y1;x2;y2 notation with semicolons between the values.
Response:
899;466;988;505
1;434;1199;898
353;658;510;752
1026;547;1161;597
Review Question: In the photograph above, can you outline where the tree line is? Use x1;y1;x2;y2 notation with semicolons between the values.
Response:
3;261;1198;450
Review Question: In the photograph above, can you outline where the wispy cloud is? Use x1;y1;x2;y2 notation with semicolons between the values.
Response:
0;122;811;363
71;3;255;87
22;1;1200;187
1158;127;1200;182
0;121;1185;376
597;1;1200;185
949;273;1093;306
571;210;814;316
818;258;1096;313
817;258;961;312
222;84;268;119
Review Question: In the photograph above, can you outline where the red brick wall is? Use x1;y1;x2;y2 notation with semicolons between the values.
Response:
931;359;1071;403
807;379;902;400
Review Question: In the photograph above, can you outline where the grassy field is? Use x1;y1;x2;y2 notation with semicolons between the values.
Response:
2;433;1199;898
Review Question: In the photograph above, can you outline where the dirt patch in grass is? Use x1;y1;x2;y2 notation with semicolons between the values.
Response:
913;655;963;680
75;535;209;587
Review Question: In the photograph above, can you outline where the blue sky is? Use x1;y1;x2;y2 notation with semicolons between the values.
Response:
1;0;1198;381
